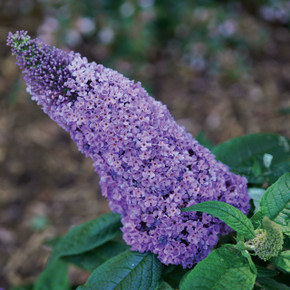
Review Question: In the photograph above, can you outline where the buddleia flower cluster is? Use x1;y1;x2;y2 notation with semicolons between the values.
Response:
7;31;250;268
246;217;284;261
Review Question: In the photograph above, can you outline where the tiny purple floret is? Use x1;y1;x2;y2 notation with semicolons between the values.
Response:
7;31;250;268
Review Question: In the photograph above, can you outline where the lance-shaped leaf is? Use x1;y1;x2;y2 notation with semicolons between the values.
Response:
213;133;290;185
34;259;70;290
259;173;290;235
64;240;129;272
256;265;279;278
256;277;290;290
179;246;256;290
182;201;255;239
77;250;163;290
272;251;290;273
48;212;122;265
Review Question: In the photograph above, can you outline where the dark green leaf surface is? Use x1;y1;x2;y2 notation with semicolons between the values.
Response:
162;266;188;289
182;201;255;239
240;249;257;274
272;251;290;273
284;236;290;248
179;246;256;290
64;240;129;272
212;133;290;185
162;264;176;275
48;212;122;265
155;281;174;290
33;259;69;290
77;250;163;290
256;265;279;278
259;173;290;235
256;277;290;290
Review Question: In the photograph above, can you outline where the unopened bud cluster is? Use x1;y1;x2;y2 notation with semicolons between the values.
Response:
246;217;283;261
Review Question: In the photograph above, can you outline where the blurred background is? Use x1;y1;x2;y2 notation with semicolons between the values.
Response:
0;0;290;288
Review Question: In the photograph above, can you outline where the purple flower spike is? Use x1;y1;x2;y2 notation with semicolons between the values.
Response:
8;31;250;268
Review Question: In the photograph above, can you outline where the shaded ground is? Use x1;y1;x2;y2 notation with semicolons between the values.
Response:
0;7;290;289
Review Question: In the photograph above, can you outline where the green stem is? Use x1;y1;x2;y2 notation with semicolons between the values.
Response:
244;244;255;252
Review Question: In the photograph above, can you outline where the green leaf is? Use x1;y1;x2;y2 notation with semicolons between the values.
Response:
48;212;122;265
284;235;290;248
162;264;176;275
212;133;290;185
240;249;257;274
77;250;163;290
64;240;129;272
259;173;290;235
179;246;256;290
33;259;69;290
256;277;290;290
251;210;264;229
252;158;262;177
229;242;256;272
162;266;188;289
195;131;214;150
182;201;255;239
272;251;290;273
155;281;174;290
256;265;279;278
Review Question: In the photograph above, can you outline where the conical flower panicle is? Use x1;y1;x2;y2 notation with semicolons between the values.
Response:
8;31;250;268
